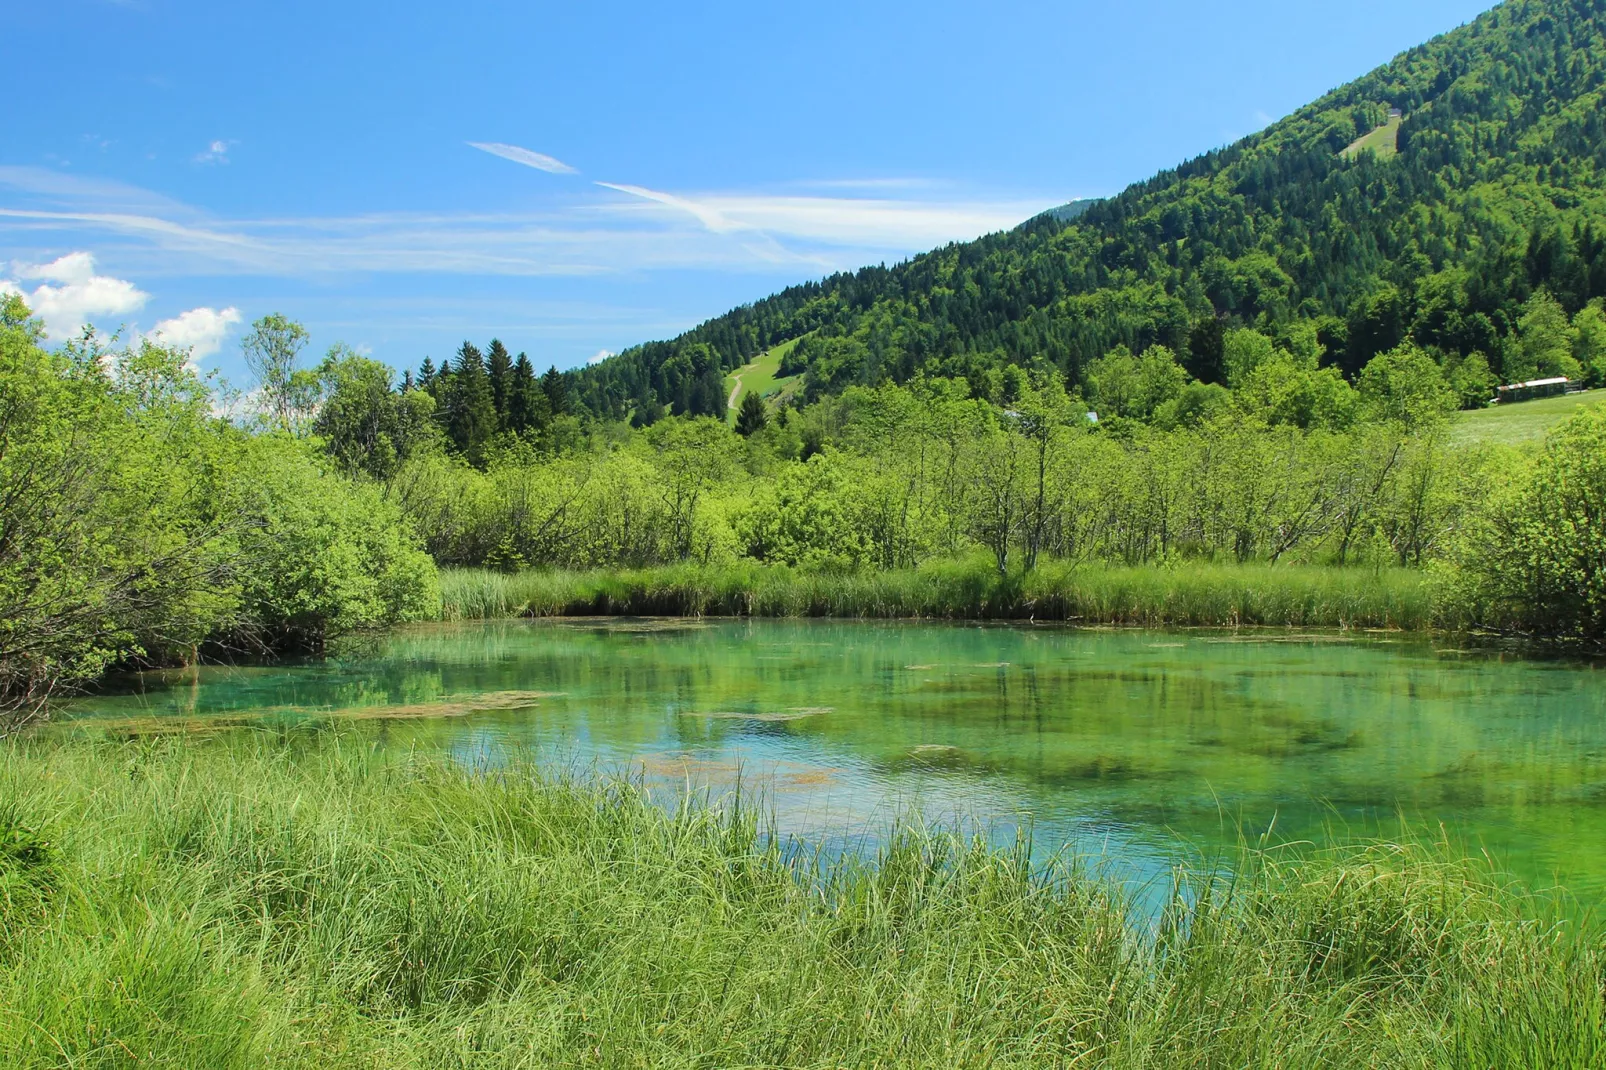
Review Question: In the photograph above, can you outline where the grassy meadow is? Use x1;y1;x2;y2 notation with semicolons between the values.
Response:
1340;111;1403;160
1450;388;1606;445
1;734;1600;1068
438;558;1435;630
722;337;803;421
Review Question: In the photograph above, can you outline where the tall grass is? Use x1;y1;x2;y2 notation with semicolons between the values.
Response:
440;557;1434;629
1;734;1598;1067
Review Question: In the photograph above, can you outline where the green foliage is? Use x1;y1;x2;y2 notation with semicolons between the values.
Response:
397;374;1498;586
1573;299;1606;386
441;341;498;466
1443;403;1606;639
572;0;1606;415
734;389;768;436
312;345;437;479
0;299;439;726
1086;345;1187;420
240;313;313;429
1358;344;1457;429
223;437;441;646
1515;289;1582;382
0;736;1597;1067
1446;351;1500;409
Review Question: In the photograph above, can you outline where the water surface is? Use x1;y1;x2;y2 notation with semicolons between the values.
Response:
60;619;1606;901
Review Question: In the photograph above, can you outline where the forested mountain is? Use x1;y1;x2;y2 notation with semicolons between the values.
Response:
570;0;1606;419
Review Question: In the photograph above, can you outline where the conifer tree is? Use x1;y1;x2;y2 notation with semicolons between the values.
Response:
486;339;513;430
1186;318;1226;385
735;391;768;436
508;353;550;436
448;341;497;465
541;365;568;417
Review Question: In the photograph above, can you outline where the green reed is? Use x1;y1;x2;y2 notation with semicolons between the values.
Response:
439;557;1433;629
0;734;1597;1068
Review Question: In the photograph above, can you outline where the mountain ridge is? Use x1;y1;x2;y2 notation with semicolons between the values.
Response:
573;0;1606;419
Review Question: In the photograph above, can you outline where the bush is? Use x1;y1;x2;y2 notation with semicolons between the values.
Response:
1441;403;1606;639
222;436;441;648
0;297;438;727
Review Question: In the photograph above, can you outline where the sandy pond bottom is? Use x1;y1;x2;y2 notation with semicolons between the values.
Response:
59;617;1606;903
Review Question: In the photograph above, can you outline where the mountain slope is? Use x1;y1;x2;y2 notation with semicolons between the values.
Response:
575;0;1606;419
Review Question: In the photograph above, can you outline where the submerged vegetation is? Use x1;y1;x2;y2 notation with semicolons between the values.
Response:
0;735;1600;1068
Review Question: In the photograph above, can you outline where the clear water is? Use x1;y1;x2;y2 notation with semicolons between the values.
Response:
58;618;1606;902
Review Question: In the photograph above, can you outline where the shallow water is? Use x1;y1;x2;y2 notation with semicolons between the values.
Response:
58;618;1606;901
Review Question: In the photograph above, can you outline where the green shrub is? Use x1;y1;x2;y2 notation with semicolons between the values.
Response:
1441;403;1606;639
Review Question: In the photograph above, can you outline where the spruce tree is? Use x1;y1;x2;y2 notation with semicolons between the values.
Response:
735;391;768;436
417;357;436;391
630;379;664;428
541;366;568;416
1186;317;1226;385
448;341;497;465
508;353;550;436
486;339;513;431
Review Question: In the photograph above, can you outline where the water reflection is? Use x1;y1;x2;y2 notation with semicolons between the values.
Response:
58;618;1606;901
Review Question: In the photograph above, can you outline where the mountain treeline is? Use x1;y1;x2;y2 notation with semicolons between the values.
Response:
567;0;1606;419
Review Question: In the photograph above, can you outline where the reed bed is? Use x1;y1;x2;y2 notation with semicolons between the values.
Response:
1;734;1598;1068
439;558;1434;630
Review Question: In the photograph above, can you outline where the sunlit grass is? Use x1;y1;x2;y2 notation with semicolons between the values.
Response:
0;735;1598;1066
1451;388;1606;445
439;557;1433;629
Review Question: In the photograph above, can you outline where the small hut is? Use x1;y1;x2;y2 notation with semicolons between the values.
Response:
1496;377;1571;404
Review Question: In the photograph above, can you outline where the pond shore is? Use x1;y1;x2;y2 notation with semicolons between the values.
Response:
2;736;1599;1067
439;559;1436;631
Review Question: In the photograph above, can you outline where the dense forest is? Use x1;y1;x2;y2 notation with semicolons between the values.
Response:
567;0;1606;419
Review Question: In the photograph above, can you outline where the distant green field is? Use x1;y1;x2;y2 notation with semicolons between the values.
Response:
723;337;804;420
1451;388;1606;445
1341;112;1402;160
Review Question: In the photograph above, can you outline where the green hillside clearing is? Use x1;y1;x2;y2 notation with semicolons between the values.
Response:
722;337;804;420
1451;389;1606;445
1341;109;1402;159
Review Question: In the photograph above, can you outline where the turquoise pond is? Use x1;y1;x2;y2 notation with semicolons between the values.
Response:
59;618;1606;901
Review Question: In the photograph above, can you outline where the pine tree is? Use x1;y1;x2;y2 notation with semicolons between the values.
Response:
486;339;513;431
448;341;497;465
541;366;568;417
630;379;664;428
508;353;550;436
417;357;436;391
735;391;768;436
1186;318;1226;385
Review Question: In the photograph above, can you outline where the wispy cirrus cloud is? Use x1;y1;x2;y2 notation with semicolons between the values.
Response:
594;181;738;233
467;142;578;175
0;165;1059;284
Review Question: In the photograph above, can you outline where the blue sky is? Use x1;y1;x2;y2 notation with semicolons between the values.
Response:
3;0;1493;383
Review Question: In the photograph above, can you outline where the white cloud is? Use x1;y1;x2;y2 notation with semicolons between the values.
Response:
148;305;243;361
0;168;1060;281
194;139;233;165
468;142;578;175
595;181;737;233
586;348;614;365
3;252;148;339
